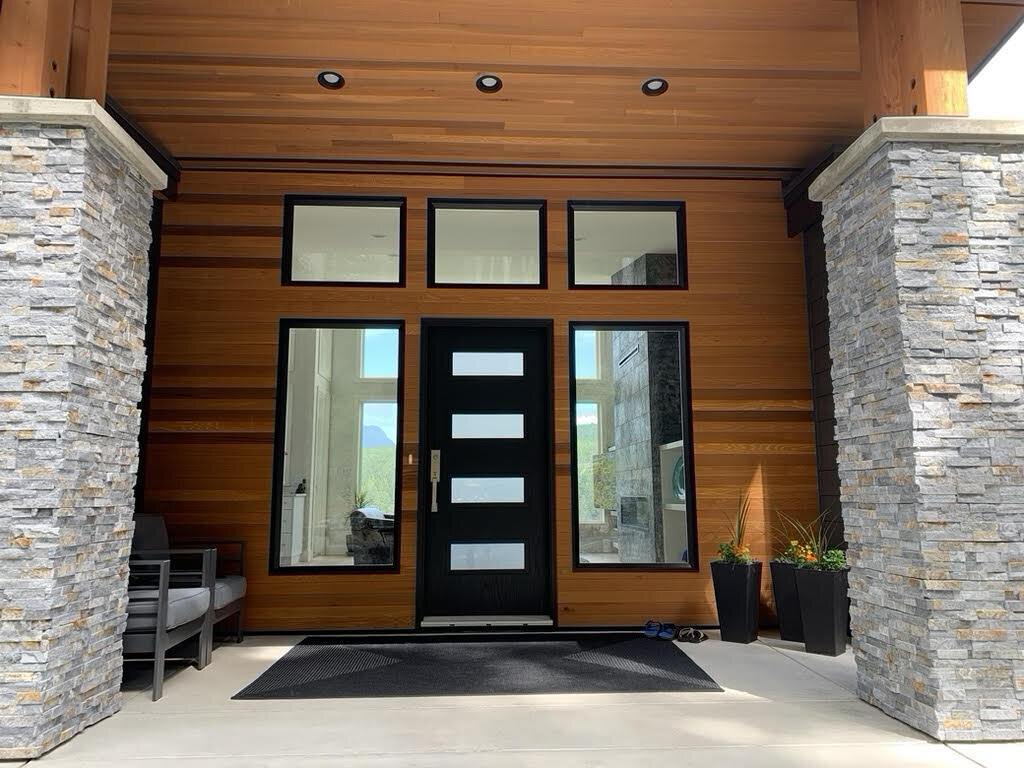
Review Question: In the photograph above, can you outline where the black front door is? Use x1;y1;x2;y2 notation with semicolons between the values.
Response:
421;321;552;620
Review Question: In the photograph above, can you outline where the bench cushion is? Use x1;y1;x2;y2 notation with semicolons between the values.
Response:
127;587;210;631
213;575;247;610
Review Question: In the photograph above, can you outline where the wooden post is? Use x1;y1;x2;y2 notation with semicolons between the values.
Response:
67;0;112;104
858;0;969;126
0;0;75;97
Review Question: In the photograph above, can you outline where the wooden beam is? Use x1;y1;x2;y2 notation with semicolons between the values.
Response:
859;0;968;125
0;0;74;97
67;0;111;104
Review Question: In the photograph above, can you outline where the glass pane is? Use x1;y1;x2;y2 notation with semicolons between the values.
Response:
572;326;692;566
450;543;525;571
361;328;400;378
290;202;401;283
277;325;399;568
575;330;598;379
452;413;524;439
452;352;523;377
572;206;681;286
451;477;525;504
433;205;541;284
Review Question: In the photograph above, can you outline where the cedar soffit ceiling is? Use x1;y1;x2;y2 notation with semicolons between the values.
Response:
105;0;1019;173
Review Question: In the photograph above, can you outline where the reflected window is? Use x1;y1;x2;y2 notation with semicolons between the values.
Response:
272;321;402;570
428;199;546;286
568;201;685;287
570;323;695;568
283;196;405;285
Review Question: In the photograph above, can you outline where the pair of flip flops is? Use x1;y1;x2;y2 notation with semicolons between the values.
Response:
677;627;709;644
642;620;677;640
642;621;708;643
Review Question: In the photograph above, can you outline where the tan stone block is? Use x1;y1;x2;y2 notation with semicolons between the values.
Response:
18;467;52;478
48;206;73;217
956;628;1007;641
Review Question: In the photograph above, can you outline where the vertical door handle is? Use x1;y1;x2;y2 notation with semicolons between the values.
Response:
429;449;441;513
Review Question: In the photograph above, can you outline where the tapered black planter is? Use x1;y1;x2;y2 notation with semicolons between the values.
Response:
769;561;804;642
795;567;849;656
711;560;762;643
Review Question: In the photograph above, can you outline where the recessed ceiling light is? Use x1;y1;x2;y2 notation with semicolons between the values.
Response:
641;77;668;96
475;74;503;93
316;70;345;90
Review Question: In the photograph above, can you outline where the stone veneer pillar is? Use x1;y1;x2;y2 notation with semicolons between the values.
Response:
809;118;1024;741
0;97;165;759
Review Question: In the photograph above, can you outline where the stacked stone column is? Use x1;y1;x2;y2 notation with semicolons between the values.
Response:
0;98;165;759
810;118;1024;741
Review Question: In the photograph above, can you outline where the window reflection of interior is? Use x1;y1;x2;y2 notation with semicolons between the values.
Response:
571;207;680;286
432;205;542;285
290;203;402;283
573;327;690;566
279;326;399;568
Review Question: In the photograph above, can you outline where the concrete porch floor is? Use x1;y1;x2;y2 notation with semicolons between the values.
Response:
16;631;1024;768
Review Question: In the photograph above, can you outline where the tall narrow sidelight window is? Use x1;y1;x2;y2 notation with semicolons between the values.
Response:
570;322;696;568
282;196;405;285
271;320;403;570
568;201;686;288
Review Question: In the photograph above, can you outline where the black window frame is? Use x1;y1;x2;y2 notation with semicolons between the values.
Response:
426;197;548;288
269;317;405;574
568;320;698;571
281;194;407;287
567;200;687;290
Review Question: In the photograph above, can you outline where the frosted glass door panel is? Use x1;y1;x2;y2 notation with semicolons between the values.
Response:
451;477;525;504
452;352;524;377
452;413;524;439
450;543;526;571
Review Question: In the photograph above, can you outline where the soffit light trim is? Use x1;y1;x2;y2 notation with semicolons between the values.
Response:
316;70;345;90
641;77;668;96
475;73;503;93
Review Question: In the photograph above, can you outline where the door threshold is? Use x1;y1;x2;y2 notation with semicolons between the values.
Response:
420;615;554;628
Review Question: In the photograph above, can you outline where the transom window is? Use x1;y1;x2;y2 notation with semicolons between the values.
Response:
427;198;546;287
568;201;686;288
282;195;405;285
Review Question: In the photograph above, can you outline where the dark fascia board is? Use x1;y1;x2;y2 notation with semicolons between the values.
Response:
781;144;847;237
104;96;182;200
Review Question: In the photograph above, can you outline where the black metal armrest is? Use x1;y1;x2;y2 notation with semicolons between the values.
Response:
132;548;216;589
126;559;171;628
174;538;246;577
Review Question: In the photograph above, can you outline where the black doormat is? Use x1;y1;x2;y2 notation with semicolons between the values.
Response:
234;633;721;699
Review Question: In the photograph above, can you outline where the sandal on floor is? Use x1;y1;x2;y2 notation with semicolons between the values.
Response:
642;620;662;638
656;622;678;640
677;627;708;643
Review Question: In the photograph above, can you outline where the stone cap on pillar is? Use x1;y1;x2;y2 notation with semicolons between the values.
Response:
0;96;167;191
808;116;1024;202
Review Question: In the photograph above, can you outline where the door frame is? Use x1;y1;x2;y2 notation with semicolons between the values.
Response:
415;317;556;627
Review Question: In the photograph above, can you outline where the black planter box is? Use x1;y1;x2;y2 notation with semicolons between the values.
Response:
711;560;762;643
769;561;804;642
795;567;849;656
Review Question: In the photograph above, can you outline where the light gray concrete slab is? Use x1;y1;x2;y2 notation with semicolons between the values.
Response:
29;743;982;768
27;634;1023;767
950;742;1024;768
